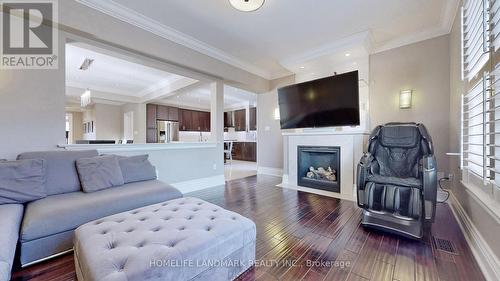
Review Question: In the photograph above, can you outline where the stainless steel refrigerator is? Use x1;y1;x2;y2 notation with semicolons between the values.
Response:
157;121;179;143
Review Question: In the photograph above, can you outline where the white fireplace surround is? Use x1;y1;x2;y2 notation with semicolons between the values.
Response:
280;130;369;201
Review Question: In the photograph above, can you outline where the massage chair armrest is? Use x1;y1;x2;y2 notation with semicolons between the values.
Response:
422;155;438;222
356;152;375;207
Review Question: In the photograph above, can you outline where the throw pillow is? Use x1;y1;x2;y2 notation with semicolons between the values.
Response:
116;154;157;183
76;155;124;193
0;159;47;204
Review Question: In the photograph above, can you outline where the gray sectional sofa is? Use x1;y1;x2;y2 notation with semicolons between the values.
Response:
0;150;183;280
0;204;23;281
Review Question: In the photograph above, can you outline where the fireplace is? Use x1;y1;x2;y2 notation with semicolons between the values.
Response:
297;146;340;192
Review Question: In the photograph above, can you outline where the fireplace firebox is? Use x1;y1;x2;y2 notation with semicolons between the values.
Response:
297;146;340;192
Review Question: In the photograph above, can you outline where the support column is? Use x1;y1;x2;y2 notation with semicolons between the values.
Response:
210;80;224;143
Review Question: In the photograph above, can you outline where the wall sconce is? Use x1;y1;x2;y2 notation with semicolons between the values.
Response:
399;90;412;109
274;107;280;120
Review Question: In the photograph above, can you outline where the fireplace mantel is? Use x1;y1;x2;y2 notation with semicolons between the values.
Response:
280;131;369;201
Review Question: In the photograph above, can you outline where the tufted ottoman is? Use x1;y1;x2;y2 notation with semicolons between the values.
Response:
74;197;256;281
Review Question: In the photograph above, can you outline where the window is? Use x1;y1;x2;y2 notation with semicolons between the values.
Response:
492;0;500;51
462;0;490;81
462;67;500;206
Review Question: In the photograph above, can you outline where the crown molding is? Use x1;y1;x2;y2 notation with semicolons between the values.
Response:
76;0;458;80
279;31;372;69
442;0;460;33
372;26;449;54
372;0;458;54
75;0;273;79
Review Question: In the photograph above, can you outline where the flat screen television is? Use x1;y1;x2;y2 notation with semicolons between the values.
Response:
277;70;360;129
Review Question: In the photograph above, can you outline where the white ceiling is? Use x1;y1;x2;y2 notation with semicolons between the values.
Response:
160;84;257;111
66;43;256;109
76;0;458;80
66;43;185;97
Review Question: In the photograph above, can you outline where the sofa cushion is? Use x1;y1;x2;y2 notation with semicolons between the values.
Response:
76;155;124;193
17;150;98;195
0;159;47;204
117;155;157;184
0;204;24;281
21;180;182;242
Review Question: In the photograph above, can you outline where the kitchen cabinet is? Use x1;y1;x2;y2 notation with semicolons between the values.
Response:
180;109;192;131
168;107;179;121
180;109;211;132
224;111;233;128
149;105;210;133
146;128;157;143
146;104;157;129
234;109;246;131
249;107;257;131
231;142;256;162
191;111;201;131
156;105;168;120
157;105;180;121
200;111;211;132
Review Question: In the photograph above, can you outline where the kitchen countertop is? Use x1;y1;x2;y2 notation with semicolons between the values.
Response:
224;140;257;143
59;142;217;152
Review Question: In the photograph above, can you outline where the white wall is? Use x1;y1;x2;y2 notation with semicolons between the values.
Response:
0;32;66;159
257;75;295;170
121;103;147;144
93;104;122;141
71;111;84;142
370;35;451;173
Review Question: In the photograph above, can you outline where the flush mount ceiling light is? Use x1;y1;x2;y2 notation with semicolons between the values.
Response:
229;0;265;12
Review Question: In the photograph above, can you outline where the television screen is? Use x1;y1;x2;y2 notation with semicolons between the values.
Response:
277;71;360;129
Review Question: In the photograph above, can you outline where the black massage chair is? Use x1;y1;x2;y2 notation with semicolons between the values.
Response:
356;122;437;239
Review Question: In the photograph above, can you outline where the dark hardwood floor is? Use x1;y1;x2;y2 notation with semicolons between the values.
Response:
11;175;485;281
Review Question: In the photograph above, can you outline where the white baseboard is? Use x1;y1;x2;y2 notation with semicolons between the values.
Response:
257;166;283;177
449;192;500;281
172;175;225;194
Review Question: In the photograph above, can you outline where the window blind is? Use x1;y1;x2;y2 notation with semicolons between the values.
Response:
462;0;490;80
492;0;500;50
462;74;488;180
462;67;500;203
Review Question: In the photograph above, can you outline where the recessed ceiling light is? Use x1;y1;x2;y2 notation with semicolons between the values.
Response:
345;53;351;57
79;58;94;70
229;0;265;12
299;66;305;69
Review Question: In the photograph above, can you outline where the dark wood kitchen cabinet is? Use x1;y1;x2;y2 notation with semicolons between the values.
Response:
180;109;192;131
146;104;157;143
149;104;210;133
231;142;256;162
156;105;168;120
156;105;179;121
180;109;211;132
224;111;233;128
200;111;211;132
146;104;157;129
191;110;201;131
234;109;246;131
146;129;157;144
168;107;179;121
249;107;257;131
